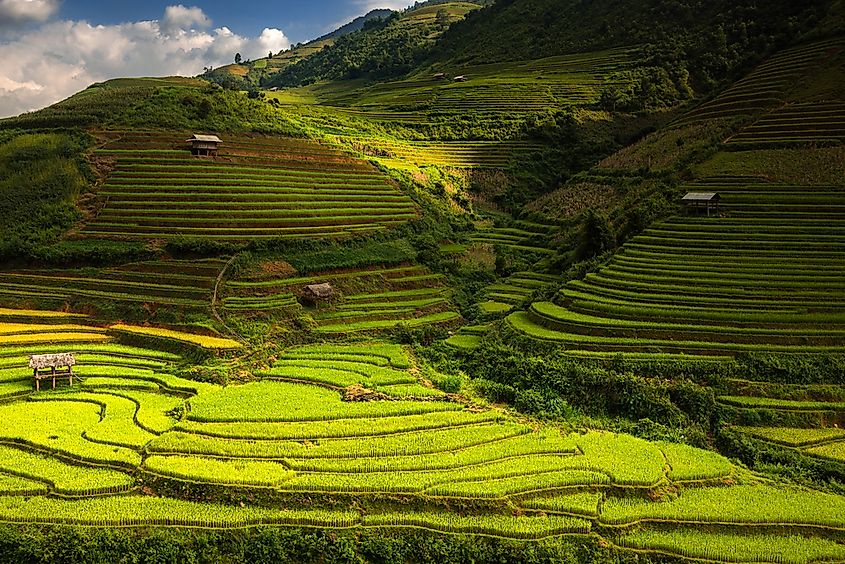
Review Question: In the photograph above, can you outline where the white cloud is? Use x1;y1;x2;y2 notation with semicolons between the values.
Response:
161;4;210;35
0;5;291;117
0;0;58;25
256;27;289;54
354;0;413;13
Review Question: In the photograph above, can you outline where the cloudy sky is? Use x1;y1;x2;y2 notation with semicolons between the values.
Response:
0;0;413;118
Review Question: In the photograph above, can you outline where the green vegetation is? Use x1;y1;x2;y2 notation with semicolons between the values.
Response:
86;133;417;241
602;485;845;527
0;444;133;496
618;530;845;563
109;324;241;350
188;381;461;422
0;0;843;559
0;133;89;258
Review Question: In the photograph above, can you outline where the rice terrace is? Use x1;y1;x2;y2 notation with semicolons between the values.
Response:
0;0;844;562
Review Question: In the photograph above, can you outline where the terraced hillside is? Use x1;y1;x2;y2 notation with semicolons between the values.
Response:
223;262;461;333
85;131;418;240
0;316;844;561
509;177;845;355
269;46;641;171
320;47;640;118
677;36;845;126
470;220;558;254
510;37;845;358
0;259;223;314
346;138;541;169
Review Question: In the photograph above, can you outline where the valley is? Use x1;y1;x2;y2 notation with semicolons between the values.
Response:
0;0;843;561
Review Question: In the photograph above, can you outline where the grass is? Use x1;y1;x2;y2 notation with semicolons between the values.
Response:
72;365;218;395
174;410;502;440
262;344;440;397
601;485;845;527
187;381;462;423
0;444;134;496
733;427;845;447
83;133;418;241
444;335;482;350
282;343;411;368
361;512;591;538
35;392;156;449
109;324;241;350
0;260;222;311
0;400;141;467
479;301;513;314
148;423;529;459
315;311;460;333
0;332;110;346
804;442;845;464
506;312;845;355
145;455;294;487
0;474;46;496
658;442;732;481
618;529;845;563
521;492;602;516
0;308;83;319
0;495;359;529
717;396;845;411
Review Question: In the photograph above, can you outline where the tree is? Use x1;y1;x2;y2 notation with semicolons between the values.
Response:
577;209;615;260
234;53;242;64
268;51;273;59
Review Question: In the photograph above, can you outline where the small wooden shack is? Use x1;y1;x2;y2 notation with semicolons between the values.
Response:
453;75;468;82
29;353;75;391
187;134;222;156
303;283;335;305
682;192;721;216
433;72;446;80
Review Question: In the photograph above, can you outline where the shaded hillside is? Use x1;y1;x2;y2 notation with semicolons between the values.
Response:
507;35;845;355
268;2;482;86
434;0;836;90
268;0;835;95
315;9;394;41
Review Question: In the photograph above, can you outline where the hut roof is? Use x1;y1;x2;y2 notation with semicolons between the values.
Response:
29;353;76;370
187;134;222;143
682;192;720;202
304;283;334;298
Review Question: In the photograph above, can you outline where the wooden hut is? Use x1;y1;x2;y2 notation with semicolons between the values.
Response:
303;283;335;305
187;134;222;156
681;192;721;216
29;353;75;391
453;75;468;82
432;72;446;80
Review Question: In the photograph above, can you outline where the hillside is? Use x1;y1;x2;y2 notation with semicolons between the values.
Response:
267;2;484;86
0;0;843;561
204;8;395;90
315;9;394;41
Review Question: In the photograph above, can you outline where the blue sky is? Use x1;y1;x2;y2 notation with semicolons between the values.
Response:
57;1;401;44
0;0;412;117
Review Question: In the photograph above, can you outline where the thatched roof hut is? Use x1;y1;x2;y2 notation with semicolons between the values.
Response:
187;134;222;156
29;353;75;370
29;353;76;391
303;283;335;303
682;192;721;216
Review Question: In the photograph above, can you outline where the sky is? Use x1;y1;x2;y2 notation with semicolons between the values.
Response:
0;0;413;118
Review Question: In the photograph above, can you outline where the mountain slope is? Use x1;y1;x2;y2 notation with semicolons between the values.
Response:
509;35;845;355
315;9;394;41
267;2;483;86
